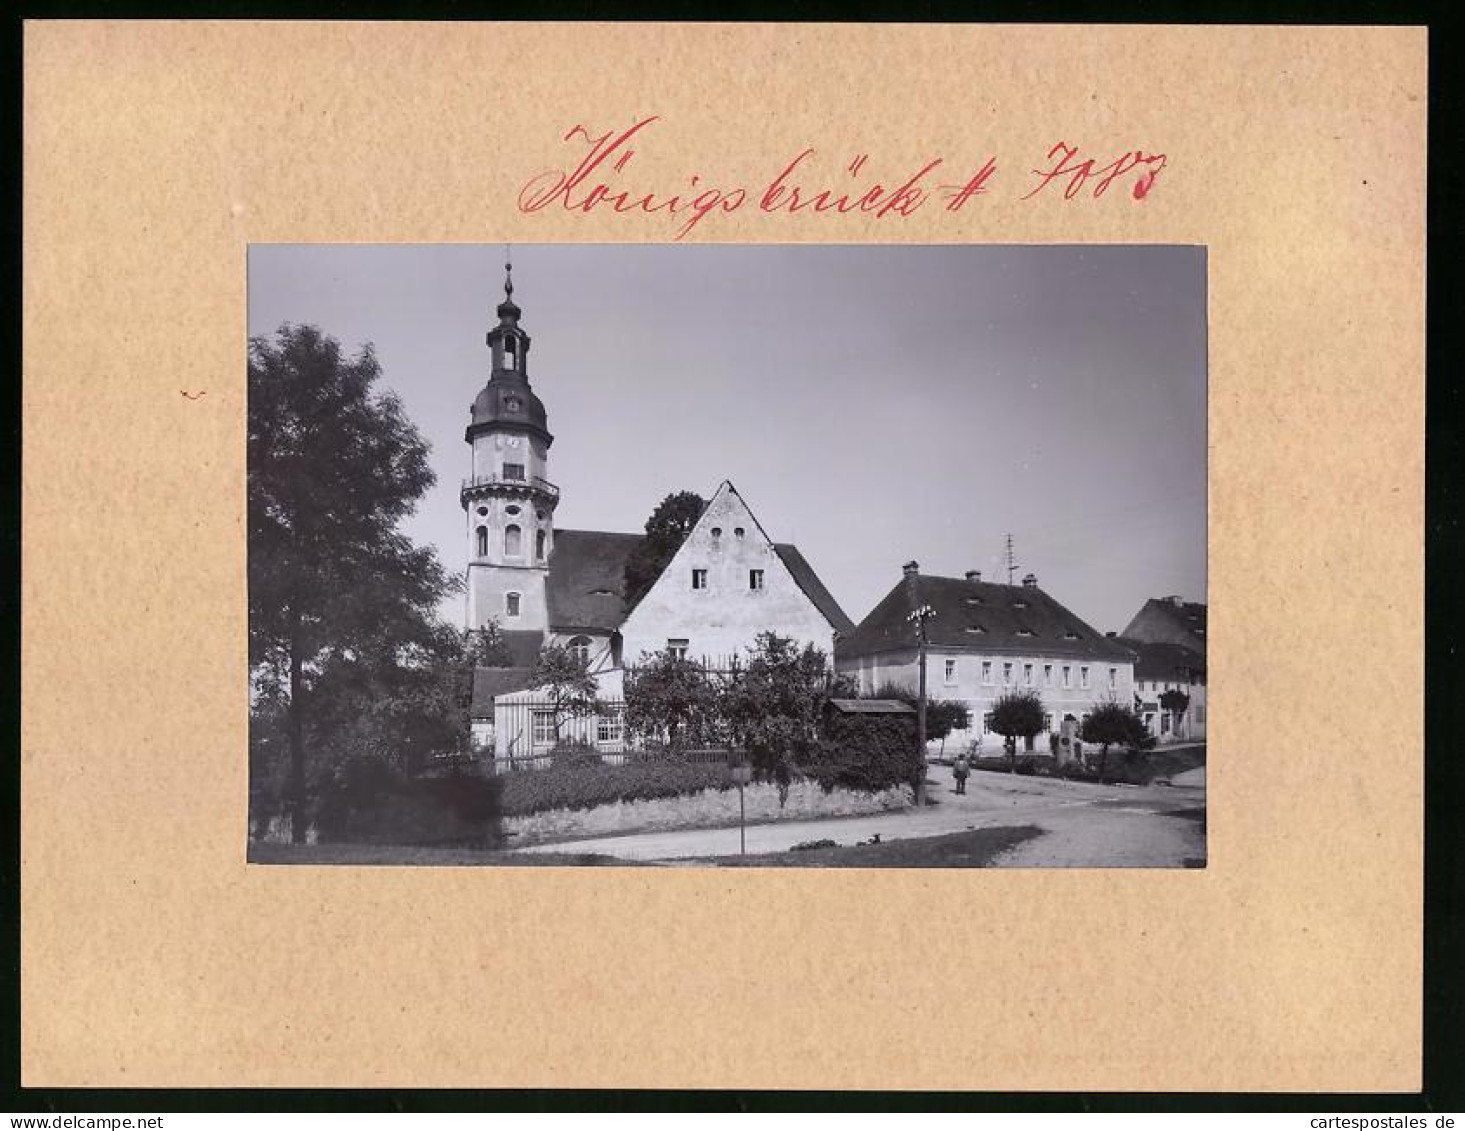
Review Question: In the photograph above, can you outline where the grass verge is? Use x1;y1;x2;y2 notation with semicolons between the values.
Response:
694;824;1044;868
247;842;640;866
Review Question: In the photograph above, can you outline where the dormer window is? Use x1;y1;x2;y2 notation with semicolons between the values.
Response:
1063;631;1079;640
965;625;986;635
964;597;984;606
1012;600;1028;610
1015;628;1034;637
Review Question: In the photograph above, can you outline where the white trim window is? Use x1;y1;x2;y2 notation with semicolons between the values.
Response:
1044;663;1054;687
667;637;689;661
505;591;521;618
1023;663;1034;687
981;661;993;685
748;569;765;591
1080;666;1091;690
1062;665;1072;689
944;658;958;685
691;568;708;590
1002;662;1013;686
531;710;555;747
597;707;624;745
1108;667;1118;690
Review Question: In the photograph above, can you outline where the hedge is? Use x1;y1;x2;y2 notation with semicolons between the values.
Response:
806;712;923;794
498;758;735;817
315;757;504;847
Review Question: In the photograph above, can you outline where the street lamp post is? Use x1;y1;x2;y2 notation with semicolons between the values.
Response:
905;602;936;807
730;762;753;855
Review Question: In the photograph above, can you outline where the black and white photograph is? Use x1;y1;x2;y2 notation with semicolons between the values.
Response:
247;244;1207;868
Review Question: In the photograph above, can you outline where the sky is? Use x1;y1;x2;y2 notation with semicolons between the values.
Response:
247;244;1206;635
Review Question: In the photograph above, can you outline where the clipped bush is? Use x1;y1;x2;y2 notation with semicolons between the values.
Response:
807;711;922;795
497;758;734;817
315;756;504;847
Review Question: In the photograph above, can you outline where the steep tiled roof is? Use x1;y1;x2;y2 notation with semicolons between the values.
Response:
1121;597;1208;648
772;543;856;636
1114;637;1206;682
544;527;854;637
545;529;644;632
838;574;1133;662
470;666;538;718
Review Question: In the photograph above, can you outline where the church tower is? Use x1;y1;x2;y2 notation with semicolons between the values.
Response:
462;262;558;634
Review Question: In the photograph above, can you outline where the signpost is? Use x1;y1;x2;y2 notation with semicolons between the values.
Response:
730;762;753;855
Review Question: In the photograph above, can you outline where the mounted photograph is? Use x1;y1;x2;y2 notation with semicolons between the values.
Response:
247;244;1207;868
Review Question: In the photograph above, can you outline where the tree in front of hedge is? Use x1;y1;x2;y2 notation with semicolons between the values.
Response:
988;690;1047;772
623;647;725;753
1078;701;1155;778
533;643;602;747
721;632;835;801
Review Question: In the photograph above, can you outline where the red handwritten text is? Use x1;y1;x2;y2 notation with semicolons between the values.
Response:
1022;142;1168;201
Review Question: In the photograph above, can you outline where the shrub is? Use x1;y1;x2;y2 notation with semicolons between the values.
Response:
498;758;733;817
807;711;922;795
792;839;839;851
315;756;504;846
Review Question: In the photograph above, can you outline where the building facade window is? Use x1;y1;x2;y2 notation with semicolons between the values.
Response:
667;638;689;660
1109;667;1117;690
505;592;521;618
692;569;708;590
567;636;590;665
944;658;957;685
982;712;994;735
1197;705;1206;724
1024;663;1034;686
1002;662;1013;686
982;661;993;685
1062;665;1072;688
1080;666;1091;689
1044;664;1054;686
531;710;555;747
504;524;522;556
502;462;525;481
597;708;624;746
536;529;546;560
749;569;764;591
475;526;488;557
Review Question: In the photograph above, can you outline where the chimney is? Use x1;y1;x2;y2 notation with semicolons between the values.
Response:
1167;595;1184;606
902;560;920;578
965;569;982;583
1022;572;1038;588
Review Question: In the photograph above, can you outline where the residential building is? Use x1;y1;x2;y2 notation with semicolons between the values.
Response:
835;563;1135;754
1117;595;1207;742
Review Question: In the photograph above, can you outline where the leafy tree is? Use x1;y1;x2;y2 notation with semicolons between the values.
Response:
249;323;453;841
988;690;1047;771
532;642;601;743
470;618;515;668
1079;701;1153;777
1158;688;1191;739
624;647;724;752
721;632;836;797
871;682;972;754
622;490;706;603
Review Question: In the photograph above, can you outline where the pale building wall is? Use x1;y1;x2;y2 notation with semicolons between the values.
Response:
837;647;1136;753
618;485;837;665
468;562;548;633
1134;674;1207;741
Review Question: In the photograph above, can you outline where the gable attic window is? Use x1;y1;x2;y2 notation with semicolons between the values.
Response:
734;527;745;538
692;569;708;590
711;527;722;538
749;569;765;591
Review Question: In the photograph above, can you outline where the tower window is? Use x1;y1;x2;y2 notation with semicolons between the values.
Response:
692;569;708;590
504;524;522;556
506;504;521;516
505;592;521;618
536;529;546;560
567;636;591;665
476;506;489;517
475;526;488;557
749;569;764;591
503;462;525;481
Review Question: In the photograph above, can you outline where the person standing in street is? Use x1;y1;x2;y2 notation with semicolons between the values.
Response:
952;752;970;795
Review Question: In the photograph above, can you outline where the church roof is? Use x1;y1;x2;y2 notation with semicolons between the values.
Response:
470;666;539;718
838;572;1133;662
545;527;855;637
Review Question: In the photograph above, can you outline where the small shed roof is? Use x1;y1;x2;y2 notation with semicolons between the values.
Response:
827;698;916;715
